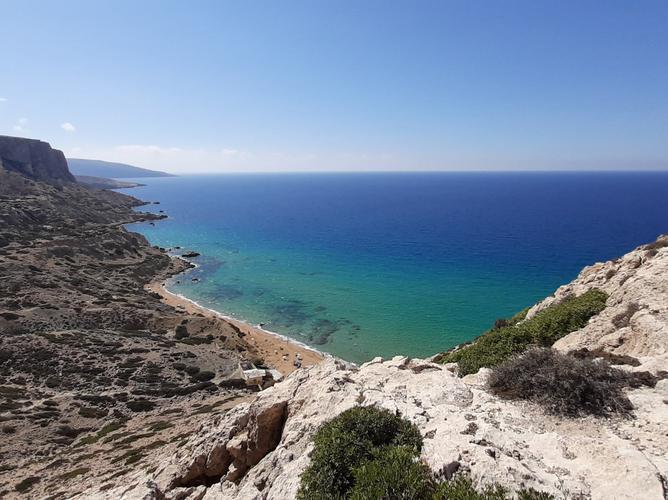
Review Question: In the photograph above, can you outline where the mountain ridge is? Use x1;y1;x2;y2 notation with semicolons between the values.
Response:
67;158;175;178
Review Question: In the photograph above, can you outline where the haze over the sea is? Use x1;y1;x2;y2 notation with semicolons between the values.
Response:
127;171;668;362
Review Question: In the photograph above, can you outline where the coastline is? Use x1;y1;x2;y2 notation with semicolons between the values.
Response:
146;276;325;376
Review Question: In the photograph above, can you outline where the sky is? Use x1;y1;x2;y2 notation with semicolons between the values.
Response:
1;0;667;173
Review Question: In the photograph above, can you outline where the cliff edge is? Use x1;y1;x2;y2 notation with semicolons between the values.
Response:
0;135;75;184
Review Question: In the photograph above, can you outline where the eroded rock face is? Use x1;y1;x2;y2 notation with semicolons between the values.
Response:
0;135;75;184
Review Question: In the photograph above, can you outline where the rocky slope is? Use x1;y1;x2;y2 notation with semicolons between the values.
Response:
88;238;668;500
0;151;263;498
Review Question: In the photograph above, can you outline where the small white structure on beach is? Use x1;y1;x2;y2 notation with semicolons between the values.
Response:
239;362;283;388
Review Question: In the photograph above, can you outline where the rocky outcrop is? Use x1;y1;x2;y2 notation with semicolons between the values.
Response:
93;356;668;500
85;237;668;500
527;235;668;373
0;135;75;184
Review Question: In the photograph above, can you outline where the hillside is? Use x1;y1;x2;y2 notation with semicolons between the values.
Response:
67;158;175;178
0;140;261;499
74;175;145;189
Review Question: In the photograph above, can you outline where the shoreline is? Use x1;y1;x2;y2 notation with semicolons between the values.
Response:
146;277;326;376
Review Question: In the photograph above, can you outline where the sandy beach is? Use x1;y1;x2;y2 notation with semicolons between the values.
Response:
146;281;325;376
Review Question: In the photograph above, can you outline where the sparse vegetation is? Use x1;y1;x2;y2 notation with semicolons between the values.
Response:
78;406;109;418
488;348;658;417
77;420;127;445
192;370;215;382
435;290;608;375
58;467;90;481
15;476;40;493
148;420;174;432
434;475;554;500
126;399;156;412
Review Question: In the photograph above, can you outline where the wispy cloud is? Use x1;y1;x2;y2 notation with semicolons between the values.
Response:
61;122;76;132
116;144;183;154
0;97;7;103
13;117;28;133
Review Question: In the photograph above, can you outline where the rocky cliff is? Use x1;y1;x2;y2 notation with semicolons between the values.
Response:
88;238;668;500
0;135;75;184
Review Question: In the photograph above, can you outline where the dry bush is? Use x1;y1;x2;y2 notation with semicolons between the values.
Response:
488;348;657;417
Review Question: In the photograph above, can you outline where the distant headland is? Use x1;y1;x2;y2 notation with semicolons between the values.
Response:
67;158;176;179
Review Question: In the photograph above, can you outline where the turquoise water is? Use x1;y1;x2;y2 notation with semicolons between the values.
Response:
122;172;668;363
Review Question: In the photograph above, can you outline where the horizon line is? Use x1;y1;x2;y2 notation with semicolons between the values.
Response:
127;168;668;176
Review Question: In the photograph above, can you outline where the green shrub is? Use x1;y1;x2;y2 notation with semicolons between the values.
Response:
297;406;422;499
298;409;558;499
350;446;434;500
488;348;657;417
436;290;608;376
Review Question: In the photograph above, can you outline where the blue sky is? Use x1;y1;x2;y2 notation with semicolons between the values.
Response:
1;0;667;172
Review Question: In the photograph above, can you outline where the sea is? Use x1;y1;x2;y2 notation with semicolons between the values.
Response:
121;171;668;363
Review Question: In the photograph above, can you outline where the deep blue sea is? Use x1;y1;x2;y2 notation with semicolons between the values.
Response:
122;172;668;363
